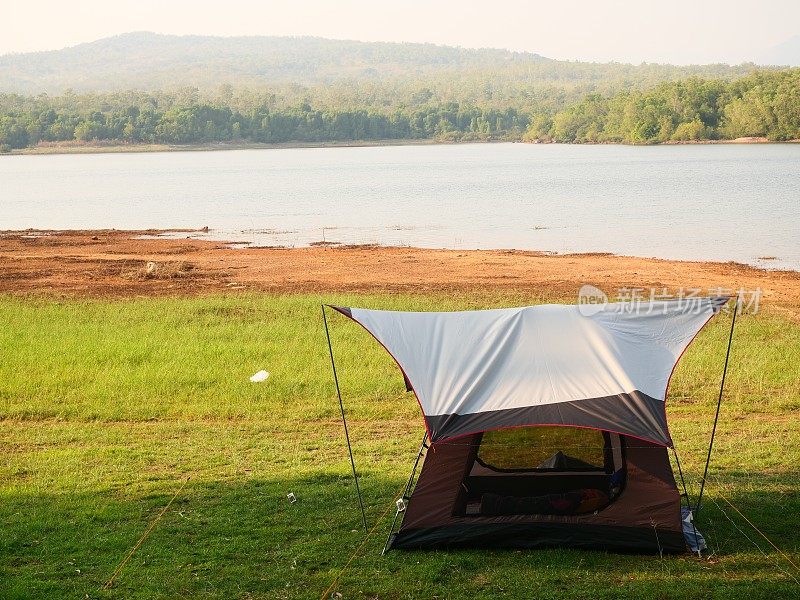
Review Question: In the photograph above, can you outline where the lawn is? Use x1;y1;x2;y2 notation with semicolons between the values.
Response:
1;293;798;599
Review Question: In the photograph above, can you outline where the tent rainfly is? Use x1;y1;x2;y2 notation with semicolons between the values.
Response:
325;297;730;553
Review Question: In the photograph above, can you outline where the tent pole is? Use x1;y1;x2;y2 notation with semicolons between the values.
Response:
322;304;368;533
695;294;739;516
381;432;428;555
672;446;702;555
672;446;693;507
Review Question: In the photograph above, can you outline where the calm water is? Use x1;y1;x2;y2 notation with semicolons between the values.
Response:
2;143;799;269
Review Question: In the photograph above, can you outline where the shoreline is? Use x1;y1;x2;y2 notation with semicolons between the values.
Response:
6;227;795;274
2;229;799;311
8;138;452;156
6;136;798;156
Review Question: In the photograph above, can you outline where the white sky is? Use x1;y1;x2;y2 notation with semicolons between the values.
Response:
1;0;797;64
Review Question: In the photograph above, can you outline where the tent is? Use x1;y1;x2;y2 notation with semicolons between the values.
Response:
324;297;731;553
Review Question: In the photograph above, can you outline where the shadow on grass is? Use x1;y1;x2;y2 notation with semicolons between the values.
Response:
1;470;798;600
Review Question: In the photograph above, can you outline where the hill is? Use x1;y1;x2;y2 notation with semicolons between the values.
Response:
2;34;797;151
0;32;765;95
761;34;800;67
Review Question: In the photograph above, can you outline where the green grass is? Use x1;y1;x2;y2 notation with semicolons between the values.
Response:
1;293;798;599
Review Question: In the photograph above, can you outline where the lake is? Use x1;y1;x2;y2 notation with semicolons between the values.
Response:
2;143;799;270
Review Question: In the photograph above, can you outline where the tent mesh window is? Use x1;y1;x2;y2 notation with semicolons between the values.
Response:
455;427;625;518
477;427;609;472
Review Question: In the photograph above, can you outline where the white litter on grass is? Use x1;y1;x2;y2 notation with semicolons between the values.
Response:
249;370;270;383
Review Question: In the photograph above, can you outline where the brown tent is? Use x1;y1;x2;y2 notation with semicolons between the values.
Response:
390;428;685;552
325;298;729;553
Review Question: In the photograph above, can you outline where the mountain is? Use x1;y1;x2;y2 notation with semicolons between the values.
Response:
0;32;765;95
0;32;548;94
760;34;800;66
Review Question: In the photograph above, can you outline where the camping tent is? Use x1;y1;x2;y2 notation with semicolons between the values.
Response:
326;297;728;553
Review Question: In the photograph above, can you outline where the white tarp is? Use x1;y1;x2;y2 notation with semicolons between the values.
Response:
336;298;725;445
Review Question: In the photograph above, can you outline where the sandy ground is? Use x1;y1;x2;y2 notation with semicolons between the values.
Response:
14;137;797;155
2;230;799;315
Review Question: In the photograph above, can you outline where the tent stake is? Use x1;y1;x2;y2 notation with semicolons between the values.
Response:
322;304;368;533
695;295;739;516
381;432;428;555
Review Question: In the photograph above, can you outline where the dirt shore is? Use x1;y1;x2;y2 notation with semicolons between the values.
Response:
2;230;799;313
10;138;446;155
10;137;798;156
10;137;800;155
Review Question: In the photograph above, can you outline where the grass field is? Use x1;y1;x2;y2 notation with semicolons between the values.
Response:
1;293;799;599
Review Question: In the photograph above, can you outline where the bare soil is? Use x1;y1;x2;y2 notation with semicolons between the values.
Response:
2;230;799;313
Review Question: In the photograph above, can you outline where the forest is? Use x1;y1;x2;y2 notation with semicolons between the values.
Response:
527;69;800;143
1;69;798;151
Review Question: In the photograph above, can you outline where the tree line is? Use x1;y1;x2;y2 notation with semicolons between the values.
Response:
526;69;800;143
0;95;528;150
1;69;798;151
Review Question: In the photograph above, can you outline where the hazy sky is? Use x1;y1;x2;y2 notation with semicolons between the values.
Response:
2;0;797;64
